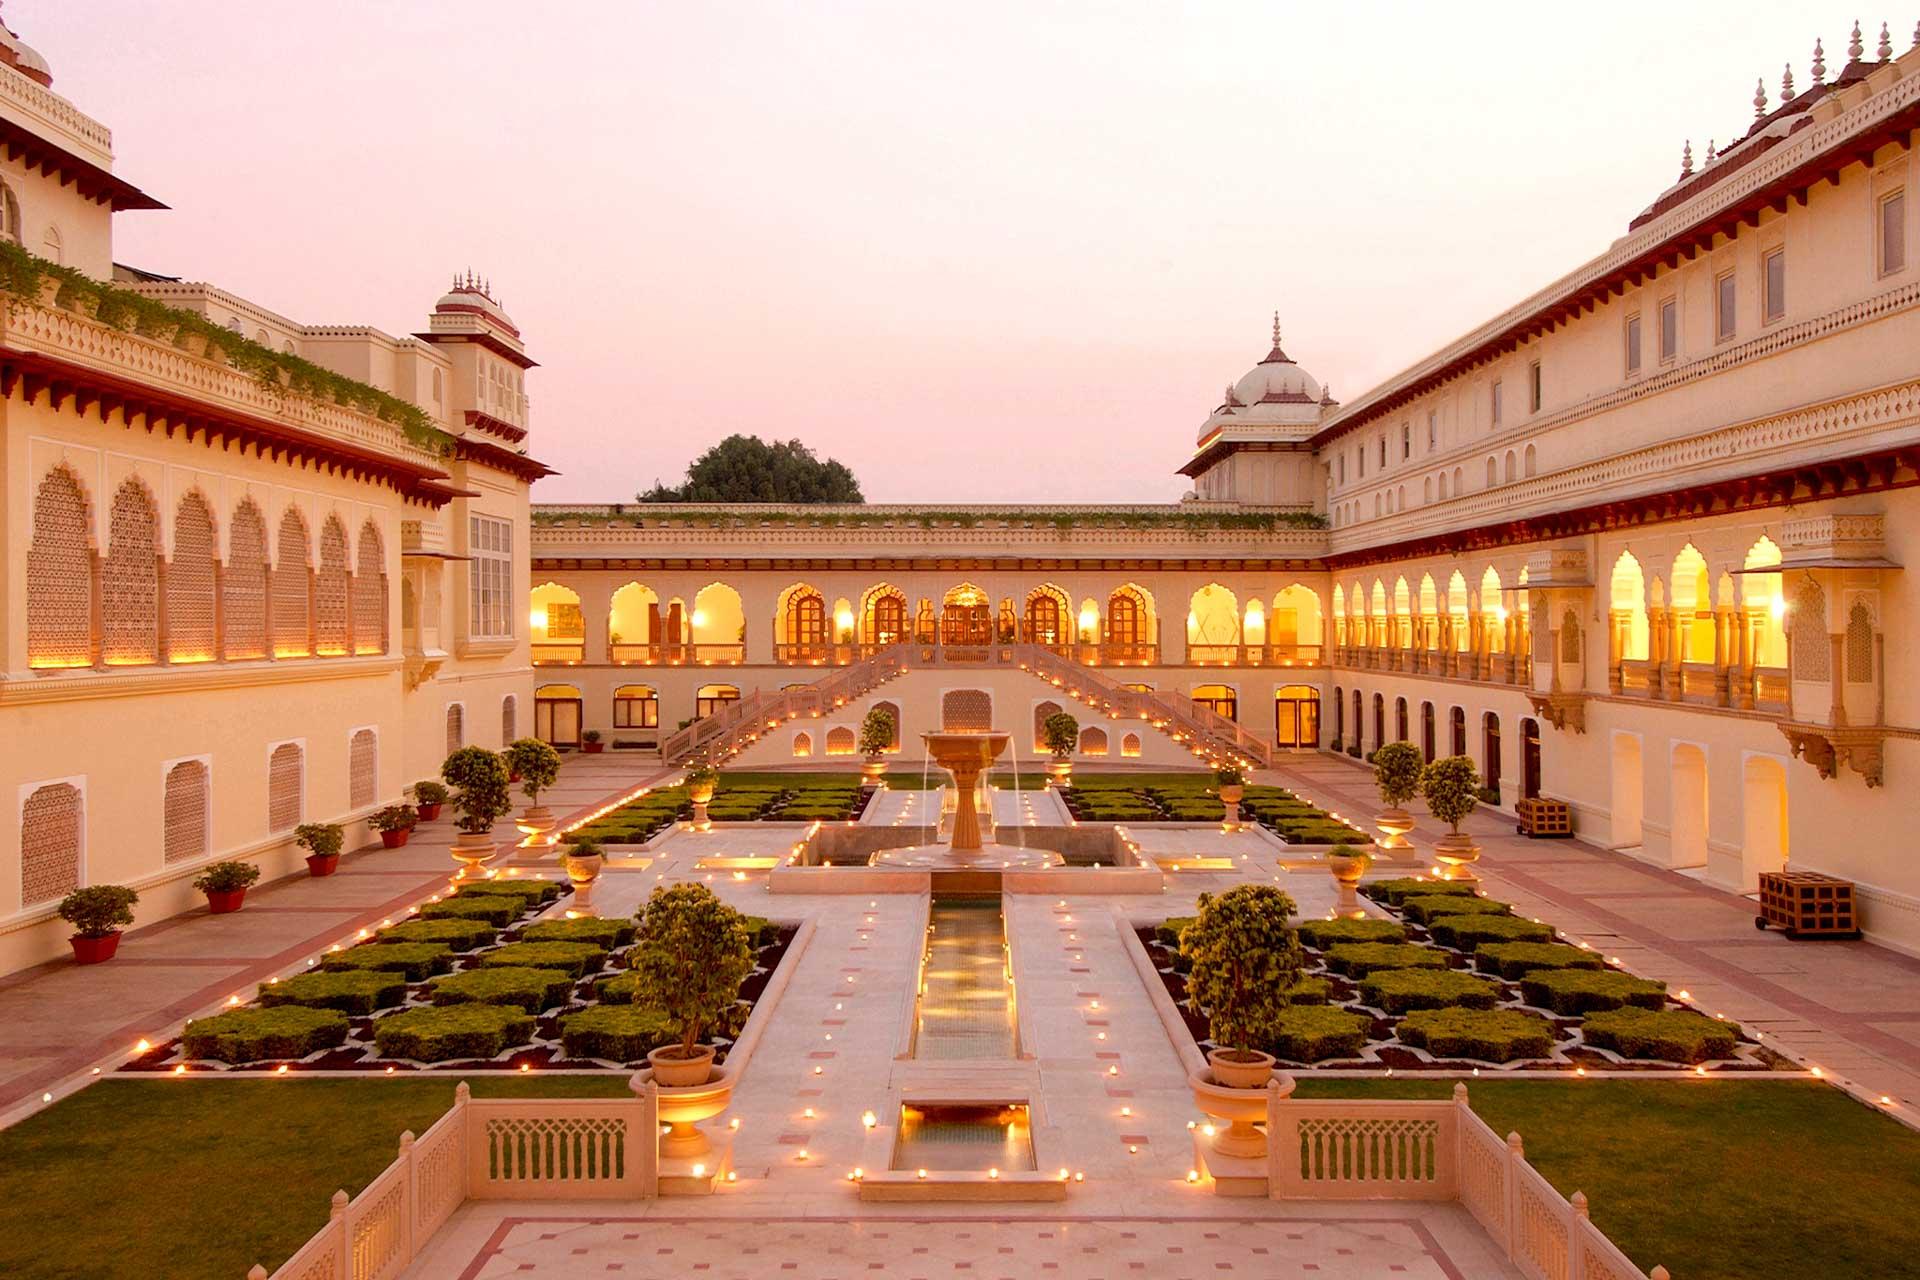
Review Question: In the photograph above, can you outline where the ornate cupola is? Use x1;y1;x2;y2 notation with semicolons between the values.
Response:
1179;313;1336;508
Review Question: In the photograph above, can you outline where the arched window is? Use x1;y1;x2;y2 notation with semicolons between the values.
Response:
267;743;304;833
1450;706;1467;756
272;508;311;657
315;516;351;656
1421;702;1435;761
1846;603;1875;682
1503;451;1517;483
825;726;856;755
1024;586;1067;646
349;729;378;810
1033;700;1064;752
27;466;93;669
779;585;827;653
167;492;218;663
695;684;740;719
353;521;386;654
614;684;659;729
1191;684;1237;722
21;782;82;907
163;760;211;864
0;181;19;241
1373;693;1385;748
1121;733;1142;758
41;223;63;264
501;696;518;744
1396;696;1410;742
446;703;465;754
103;478;160;665
1523;444;1538;477
225;500;270;661
863;586;908;646
1107;585;1155;659
870;699;902;751
793;732;813;758
1485;457;1497;488
1079;726;1109;756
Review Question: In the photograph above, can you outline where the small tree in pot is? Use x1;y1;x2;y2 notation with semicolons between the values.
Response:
192;860;261;914
857;706;895;786
296;822;346;877
442;746;513;879
1214;764;1246;826
410;780;448;822
1041;711;1079;783
1324;839;1373;916
58;884;139;964
628;883;755;1087
1421;754;1483;882
582;728;605;755
1370;741;1424;852
563;836;605;914
370;804;418;848
506;737;563;833
1184;883;1302;1089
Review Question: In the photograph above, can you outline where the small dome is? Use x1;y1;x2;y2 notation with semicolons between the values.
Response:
434;271;518;335
1194;314;1326;442
0;13;52;86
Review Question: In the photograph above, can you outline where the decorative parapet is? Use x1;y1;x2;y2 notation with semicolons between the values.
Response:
1781;513;1890;563
0;60;111;165
1779;721;1886;788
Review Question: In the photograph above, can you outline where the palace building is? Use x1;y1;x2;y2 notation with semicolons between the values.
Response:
0;16;549;971
530;32;1920;955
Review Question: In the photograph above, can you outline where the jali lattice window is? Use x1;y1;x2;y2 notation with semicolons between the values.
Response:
871;700;902;751
1079;726;1108;756
353;521;386;654
27;466;92;669
1846;604;1874;683
793;732;813;758
224;500;270;661
267;743;304;833
102;478;159;665
446;704;465;755
315;516;351;657
1121;733;1142;758
349;729;377;809
167;492;218;663
1032;700;1064;752
21;782;82;907
1791;582;1829;682
1560;610;1581;663
272;509;312;657
942;689;992;732
825;726;856;755
162;760;210;864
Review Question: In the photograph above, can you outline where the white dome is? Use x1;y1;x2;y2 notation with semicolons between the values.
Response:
434;274;518;333
0;18;52;86
1230;348;1322;408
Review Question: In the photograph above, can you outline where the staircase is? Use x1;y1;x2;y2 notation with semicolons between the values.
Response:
660;643;1270;771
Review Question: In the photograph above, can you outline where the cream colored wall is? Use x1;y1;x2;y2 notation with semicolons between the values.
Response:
0;149;112;278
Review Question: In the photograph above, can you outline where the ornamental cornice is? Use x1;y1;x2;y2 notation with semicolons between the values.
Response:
530;521;1331;563
0;655;404;707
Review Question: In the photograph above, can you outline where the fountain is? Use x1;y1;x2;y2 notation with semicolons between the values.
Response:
867;732;1064;890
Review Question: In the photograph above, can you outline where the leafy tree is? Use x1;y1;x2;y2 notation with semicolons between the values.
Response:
505;738;562;803
1421;755;1482;835
442;747;513;835
638;435;863;504
1183;885;1303;1055
627;884;756;1058
858;706;896;759
1041;712;1080;759
1371;741;1424;810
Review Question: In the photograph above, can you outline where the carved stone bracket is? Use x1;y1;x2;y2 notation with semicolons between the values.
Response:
1525;691;1587;734
404;653;444;691
1779;721;1885;787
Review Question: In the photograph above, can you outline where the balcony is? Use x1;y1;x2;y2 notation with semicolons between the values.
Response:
1184;644;1324;668
532;641;585;665
607;642;745;666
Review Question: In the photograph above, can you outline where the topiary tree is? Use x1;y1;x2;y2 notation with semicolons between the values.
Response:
627;883;756;1060
1421;755;1482;835
1182;884;1303;1058
858;706;896;760
441;746;513;835
1041;711;1079;760
58;884;138;938
506;738;562;804
1371;741;1424;810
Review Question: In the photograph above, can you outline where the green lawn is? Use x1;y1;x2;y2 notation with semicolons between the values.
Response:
1294;1078;1920;1280
0;1076;631;1280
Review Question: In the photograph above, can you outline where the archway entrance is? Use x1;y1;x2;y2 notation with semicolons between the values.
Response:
1521;718;1543;799
1670;743;1709;868
1483;713;1503;797
941;585;993;646
1274;685;1320;749
1741;756;1788;889
535;683;583;747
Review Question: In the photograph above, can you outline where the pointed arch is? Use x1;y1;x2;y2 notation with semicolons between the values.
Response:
1106;583;1157;660
27;465;94;669
1187;582;1239;658
1271;583;1322;653
1743;536;1786;667
225;499;270;661
608;581;658;655
271;507;311;657
102;477;161;665
1479;566;1506;653
167;490;219;663
1671;544;1714;663
775;582;828;656
315;515;351;657
860;583;909;646
353;521;387;654
1023;582;1072;647
1610;551;1649;661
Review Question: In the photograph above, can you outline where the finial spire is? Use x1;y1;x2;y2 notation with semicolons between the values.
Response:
1271;311;1282;348
1913;18;1920;49
1754;77;1769;119
1782;63;1795;100
1849;19;1864;62
1705;138;1717;164
1680;139;1694;178
1813;37;1827;83
1879;20;1893;60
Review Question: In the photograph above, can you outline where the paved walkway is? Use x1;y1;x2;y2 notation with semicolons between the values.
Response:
1266;752;1920;1111
0;751;669;1117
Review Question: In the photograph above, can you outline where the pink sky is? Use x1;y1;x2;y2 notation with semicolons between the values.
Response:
27;1;1858;502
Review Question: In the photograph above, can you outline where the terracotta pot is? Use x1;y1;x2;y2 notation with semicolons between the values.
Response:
416;803;443;821
583;742;605;754
1207;1047;1276;1090
1433;830;1482;882
70;932;122;965
648;1043;717;1088
379;829;411;849
450;831;497;880
1375;807;1414;851
205;888;247;915
305;853;340;878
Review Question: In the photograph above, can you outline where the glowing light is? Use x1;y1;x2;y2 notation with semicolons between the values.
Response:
692;1162;706;1177
135;1039;151;1054
1186;1169;1199;1183
861;1110;877;1129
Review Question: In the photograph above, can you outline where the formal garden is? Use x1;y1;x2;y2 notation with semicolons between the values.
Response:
1059;772;1368;843
559;770;879;844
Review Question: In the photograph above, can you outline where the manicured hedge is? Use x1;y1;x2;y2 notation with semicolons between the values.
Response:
1427;914;1554;951
1581;1009;1739;1064
559;1005;678;1061
180;1006;350;1064
1297;917;1409;949
457;878;564;905
1263;1005;1371;1063
1154;917;1196;948
1520;969;1667;1016
418;896;521;928
321;942;453;981
1361;878;1476;907
521;916;636;949
429;965;577;1014
738;915;781;948
1474;941;1607;980
1323;942;1450;978
259;970;407;1016
1398;1008;1556;1063
372;1004;535;1062
1358;968;1502;1015
476;940;607;977
376;918;497;950
1281;975;1332;1005
1401;894;1511;926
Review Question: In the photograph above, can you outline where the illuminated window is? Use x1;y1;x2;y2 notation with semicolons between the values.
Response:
467;515;514;638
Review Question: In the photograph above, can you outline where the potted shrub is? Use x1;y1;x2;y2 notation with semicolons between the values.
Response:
296;822;346;877
506;737;563;833
1421;755;1483;881
1324;840;1373;916
628;883;756;1087
857;707;895;787
442;746;513;879
1183;883;1302;1090
1214;764;1246;826
1041;711;1079;784
370;804;418;849
564;836;605;914
582;728;605;755
411;780;448;822
58;884;138;965
1370;741;1424;852
193;860;261;914
685;763;719;829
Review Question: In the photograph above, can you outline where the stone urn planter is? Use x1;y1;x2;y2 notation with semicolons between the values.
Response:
1206;1046;1274;1091
1047;758;1073;785
1327;845;1372;916
450;831;497;880
564;845;604;914
1218;783;1244;828
518;805;556;835
1374;808;1414;852
861;758;886;788
1433;831;1482;882
687;776;717;830
645;1056;733;1158
1190;1054;1294;1159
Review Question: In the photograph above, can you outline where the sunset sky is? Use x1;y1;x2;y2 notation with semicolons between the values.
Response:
29;1;1863;502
